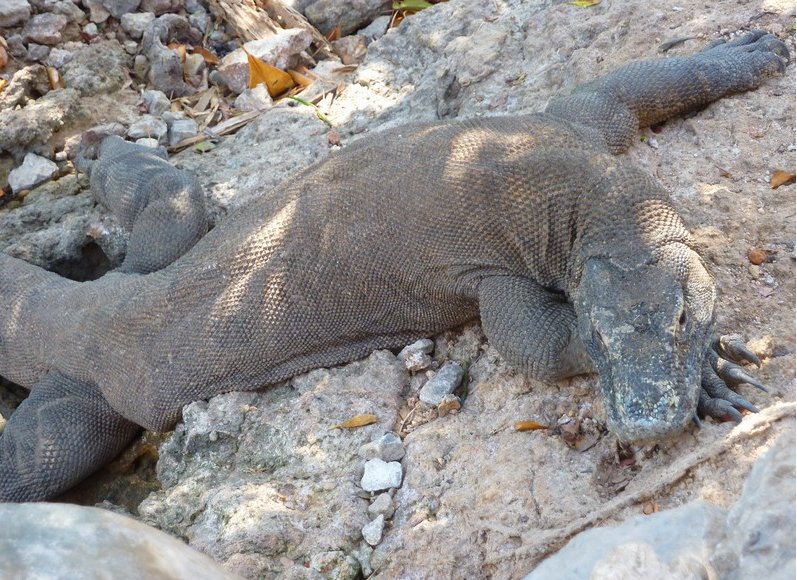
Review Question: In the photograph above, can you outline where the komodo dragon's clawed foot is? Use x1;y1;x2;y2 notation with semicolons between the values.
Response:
698;334;768;423
704;30;790;73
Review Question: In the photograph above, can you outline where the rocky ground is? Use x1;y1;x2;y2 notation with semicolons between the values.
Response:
1;0;794;578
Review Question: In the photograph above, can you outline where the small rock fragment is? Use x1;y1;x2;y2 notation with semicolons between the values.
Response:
188;9;209;32
26;43;51;62
359;15;390;44
128;115;169;141
83;0;110;23
398;338;434;371
140;89;171;116
233;85;273;112
355;543;374;577
359;432;405;462
23;13;68;45
361;458;402;492
331;35;367;65
46;48;73;68
419;362;464;406
361;515;385;546
82;22;99;39
50;0;86;23
183;52;205;76
8;153;59;194
141;0;179;15
167;117;199;146
437;393;461;416
121;12;156;39
102;0;141;18
367;493;395;519
135;137;161;149
0;0;31;28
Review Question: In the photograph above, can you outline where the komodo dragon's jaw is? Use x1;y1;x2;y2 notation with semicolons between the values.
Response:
573;258;710;442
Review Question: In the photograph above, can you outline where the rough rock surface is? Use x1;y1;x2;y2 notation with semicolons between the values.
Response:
61;41;131;96
0;503;239;580
527;428;795;579
0;0;31;27
8;152;58;193
304;0;390;36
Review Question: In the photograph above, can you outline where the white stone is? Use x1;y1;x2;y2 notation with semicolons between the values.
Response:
8;153;58;193
367;493;395;519
361;515;384;546
361;458;402;492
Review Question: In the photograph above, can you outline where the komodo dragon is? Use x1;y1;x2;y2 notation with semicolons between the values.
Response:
0;31;789;501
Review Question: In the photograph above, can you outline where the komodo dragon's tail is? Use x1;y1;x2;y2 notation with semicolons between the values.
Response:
0;252;77;388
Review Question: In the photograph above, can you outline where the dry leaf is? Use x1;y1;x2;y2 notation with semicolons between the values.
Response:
243;47;295;97
47;67;64;89
770;170;796;189
331;414;379;429
392;0;432;10
167;42;188;62
642;501;660;515
287;69;313;89
0;45;7;71
568;0;601;5
326;25;342;42
191;46;220;65
0;79;7;94
515;420;547;432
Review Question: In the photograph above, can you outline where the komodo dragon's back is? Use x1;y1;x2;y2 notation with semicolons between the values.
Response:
0;30;788;501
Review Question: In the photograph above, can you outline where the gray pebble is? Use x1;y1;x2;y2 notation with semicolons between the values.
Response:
361;515;384;546
46;47;73;68
140;89;171;116
359;432;405;462
0;0;31;28
135;137;161;148
398;338;434;371
27;43;51;62
127;115;168;141
419;361;464;406
367;493;395;519
168;117;199;146
24;13;68;45
361;458;402;492
121;11;155;39
8;153;59;194
234;85;272;112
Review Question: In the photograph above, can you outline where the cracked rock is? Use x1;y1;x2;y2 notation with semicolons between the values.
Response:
121;11;156;39
398;338;434;371
367;493;395;519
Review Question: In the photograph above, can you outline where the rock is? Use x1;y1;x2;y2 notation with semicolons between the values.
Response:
437;393;461;416
398;338;434;371
46;47;74;68
233;85;273;112
83;0;110;22
359;14;390;44
362;515;385;547
368;493;395;519
359;432;405;462
142;14;202;96
8;153;59;193
183;52;205;76
123;40;139;55
361;458;403;492
48;0;86;22
135;137;161;148
304;0;391;36
26;43;51;62
0;64;51;110
141;0;181;15
309;551;361;579
218;29;313;94
526;429;796;579
332;35;368;65
0;504;238;579
101;0;140;18
61;40;130;96
140;89;171;116
0;0;31;27
167;117;198;146
82;21;99;38
121;11;155;39
188;8;208;32
356;543;374;577
138;350;407;578
127;115;168;141
133;54;149;80
419;361;464;406
5;34;28;58
23;13;68;45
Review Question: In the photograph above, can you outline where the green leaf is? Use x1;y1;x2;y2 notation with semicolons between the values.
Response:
288;96;333;127
392;0;433;11
567;0;600;6
194;140;215;153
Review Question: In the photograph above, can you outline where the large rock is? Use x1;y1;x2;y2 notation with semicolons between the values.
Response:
61;41;130;96
0;503;238;580
8;152;58;193
304;0;390;36
0;0;31;27
22;13;68;45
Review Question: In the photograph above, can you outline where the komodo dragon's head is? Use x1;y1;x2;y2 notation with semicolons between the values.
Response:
572;253;716;441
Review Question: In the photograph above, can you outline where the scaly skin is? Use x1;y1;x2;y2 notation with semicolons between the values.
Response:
0;31;788;501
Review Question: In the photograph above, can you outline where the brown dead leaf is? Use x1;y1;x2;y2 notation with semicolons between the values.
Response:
331;414;379;429
642;501;660;515
191;46;220;65
287;69;313;89
770;170;796;189
0;45;7;71
515;420;547;432
167;42;188;62
243;47;295;96
47;67;64;89
0;79;7;94
326;25;342;42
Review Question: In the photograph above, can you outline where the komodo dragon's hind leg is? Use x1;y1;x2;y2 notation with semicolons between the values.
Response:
0;371;139;501
545;30;790;154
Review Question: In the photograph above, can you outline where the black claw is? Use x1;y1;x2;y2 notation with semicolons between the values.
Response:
692;414;703;428
718;335;762;367
723;366;769;392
